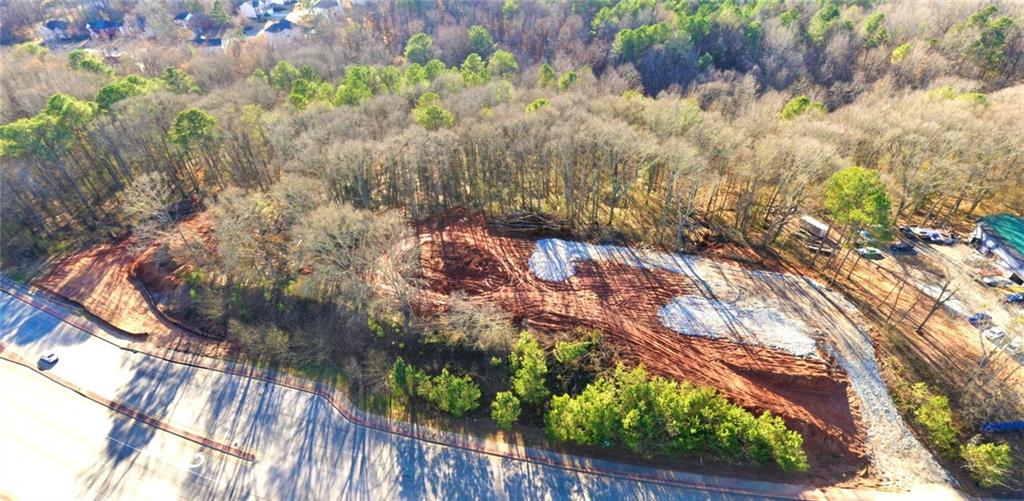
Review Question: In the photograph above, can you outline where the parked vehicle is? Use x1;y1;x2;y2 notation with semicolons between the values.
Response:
856;247;884;259
907;226;957;245
899;226;917;239
800;215;830;240
1006;293;1024;304
980;276;1015;288
1008;337;1022;354
889;241;916;254
983;328;1006;341
968;313;992;328
910;226;932;239
927;232;958;245
804;242;835;255
38;352;59;368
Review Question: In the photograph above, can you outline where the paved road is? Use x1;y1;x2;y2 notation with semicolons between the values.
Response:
0;290;960;500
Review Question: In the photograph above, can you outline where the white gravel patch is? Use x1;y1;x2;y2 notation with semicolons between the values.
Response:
529;238;697;281
658;296;818;357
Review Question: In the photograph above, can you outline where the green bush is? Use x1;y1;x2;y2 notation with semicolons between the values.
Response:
557;71;577;91
68;49;114;77
468;25;494;58
960;441;1013;488
161;67;199;94
404;33;433;65
553;339;591;364
510;331;549;405
907;383;958;455
890;43;911;63
389;357;429;398
491;391;521;430
780;96;826;119
97;75;161;110
545;364;808;472
426;368;481;417
390;358;481;417
537;63;555;88
16;41;48;56
412;93;454;130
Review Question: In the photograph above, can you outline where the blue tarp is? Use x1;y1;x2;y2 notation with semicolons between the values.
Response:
980;421;1024;433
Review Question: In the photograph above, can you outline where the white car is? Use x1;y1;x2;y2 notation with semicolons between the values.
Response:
979;276;1015;288
983;328;1006;342
1008;337;1022;354
856;247;883;259
39;352;59;366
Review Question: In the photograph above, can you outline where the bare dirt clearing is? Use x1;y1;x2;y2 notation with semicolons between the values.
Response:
34;214;228;357
417;212;871;480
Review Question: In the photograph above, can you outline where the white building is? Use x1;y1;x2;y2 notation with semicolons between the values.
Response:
238;0;271;19
972;214;1024;282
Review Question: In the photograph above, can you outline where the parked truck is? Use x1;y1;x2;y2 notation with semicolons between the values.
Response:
800;215;830;240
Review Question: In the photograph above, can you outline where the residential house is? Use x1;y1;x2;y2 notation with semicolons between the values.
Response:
194;36;228;51
173;12;193;25
87;19;125;40
264;19;296;43
238;0;271;20
40;19;72;41
972;214;1024;283
194;25;231;52
265;19;293;34
311;0;343;17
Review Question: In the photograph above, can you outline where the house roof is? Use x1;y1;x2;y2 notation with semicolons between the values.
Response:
45;19;69;30
979;214;1024;256
88;19;124;30
194;36;224;47
265;19;292;33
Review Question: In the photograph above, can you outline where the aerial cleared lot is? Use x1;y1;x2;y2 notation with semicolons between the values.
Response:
417;213;946;486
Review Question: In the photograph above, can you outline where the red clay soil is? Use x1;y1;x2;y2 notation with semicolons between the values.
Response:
417;212;867;479
34;214;229;357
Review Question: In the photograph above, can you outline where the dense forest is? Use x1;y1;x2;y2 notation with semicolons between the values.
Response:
2;0;1022;262
1;0;1023;483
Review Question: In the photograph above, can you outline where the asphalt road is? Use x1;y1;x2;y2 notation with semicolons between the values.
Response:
0;290;961;501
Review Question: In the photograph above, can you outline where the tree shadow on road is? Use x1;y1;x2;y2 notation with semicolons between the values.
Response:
77;355;196;497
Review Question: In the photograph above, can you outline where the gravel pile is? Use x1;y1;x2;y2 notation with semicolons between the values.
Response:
658;296;818;358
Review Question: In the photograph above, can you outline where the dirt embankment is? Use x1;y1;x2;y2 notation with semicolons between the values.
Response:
34;214;229;357
417;212;867;479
